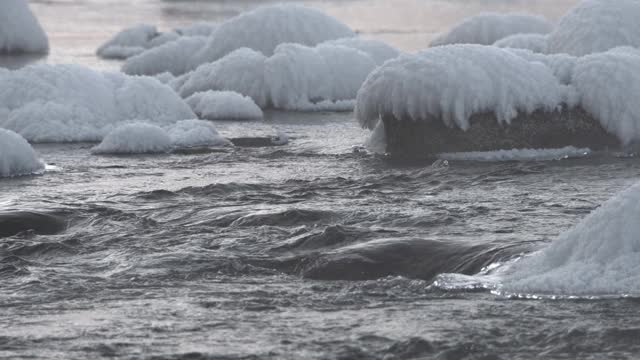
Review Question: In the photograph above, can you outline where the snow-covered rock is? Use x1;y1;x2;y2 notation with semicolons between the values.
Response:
548;0;640;56
168;119;232;148
321;37;400;65
185;91;263;120
503;181;640;297
124;36;209;76
97;24;180;59
123;4;355;76
494;33;548;53
0;0;49;54
92;122;172;154
0;64;195;143
174;23;218;37
430;13;552;47
507;49;577;85
0;128;45;177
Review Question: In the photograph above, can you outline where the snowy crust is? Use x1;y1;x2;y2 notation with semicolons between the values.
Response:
493;33;548;53
0;64;195;143
0;0;49;54
430;12;552;47
0;128;45;177
502;181;640;297
123;4;356;76
185;91;263;120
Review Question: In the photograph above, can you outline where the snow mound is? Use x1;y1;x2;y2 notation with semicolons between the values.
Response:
548;0;640;56
572;47;640;146
185;91;263;120
0;0;49;54
92;122;172;154
0;64;195;143
438;147;591;162
355;45;568;130
174;23;218;37
503;181;640;297
97;24;180;59
431;13;552;47
123;4;355;76
168;120;232;148
124;36;208;76
507;49;577;85
494;33;548;53
0;129;45;177
321;37;400;65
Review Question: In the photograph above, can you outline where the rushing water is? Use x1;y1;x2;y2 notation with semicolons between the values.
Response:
2;0;640;359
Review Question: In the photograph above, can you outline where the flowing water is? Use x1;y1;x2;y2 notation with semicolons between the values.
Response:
2;1;640;359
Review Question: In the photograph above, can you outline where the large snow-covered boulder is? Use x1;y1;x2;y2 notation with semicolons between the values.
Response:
548;0;640;56
320;38;400;65
185;91;263;120
167;120;232;148
493;33;548;53
0;129;45;177
97;24;179;59
0;64;195;143
92;122;173;155
503;181;640;297
123;4;355;76
123;36;209;76
0;0;49;54
430;13;552;47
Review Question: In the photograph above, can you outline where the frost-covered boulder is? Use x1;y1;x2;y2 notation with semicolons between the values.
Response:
494;33;548;53
123;36;208;76
123;4;355;76
548;0;640;56
97;24;180;59
0;129;45;177
174;23;218;37
0;0;49;54
185;91;263;120
92;122;173;154
507;49;577;85
503;181;640;297
0;64;195;143
430;13;552;47
168;120;232;148
321;38;400;65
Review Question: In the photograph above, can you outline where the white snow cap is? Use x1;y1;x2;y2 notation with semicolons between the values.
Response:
174;23;218;37
503;180;640;297
0;64;195;143
430;13;552;47
97;24;160;59
493;34;548;53
548;0;640;57
0;0;49;54
92;122;173;154
320;37;400;65
167;119;232;148
185;91;263;120
123;4;355;76
355;45;567;130
123;36;209;76
0;129;45;177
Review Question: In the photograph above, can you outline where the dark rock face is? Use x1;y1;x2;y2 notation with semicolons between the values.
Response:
382;107;620;159
0;211;67;238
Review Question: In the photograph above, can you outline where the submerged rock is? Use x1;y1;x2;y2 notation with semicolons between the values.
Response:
0;211;67;238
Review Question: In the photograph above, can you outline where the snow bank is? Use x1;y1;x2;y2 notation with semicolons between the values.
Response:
321;38;400;65
431;13;552;47
438;147;591;162
124;36;208;76
548;0;640;57
123;4;355;76
0;129;45;177
0;64;195;143
168;120;231;148
0;0;49;54
185;91;263;120
494;34;548;53
503;181;640;297
355;45;568;130
92;122;172;154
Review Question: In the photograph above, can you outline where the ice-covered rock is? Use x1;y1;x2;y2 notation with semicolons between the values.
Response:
548;0;640;57
174;23;218;37
124;36;209;76
494;33;548;53
168;119;232;148
0;128;45;177
185;91;263;120
507;49;577;85
97;24;180;59
92;122;173;154
123;4;355;76
503;181;640;297
321;37;400;65
0;0;49;54
431;13;552;47
0;64;195;143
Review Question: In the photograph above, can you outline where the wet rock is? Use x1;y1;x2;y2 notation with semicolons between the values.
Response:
0;211;67;238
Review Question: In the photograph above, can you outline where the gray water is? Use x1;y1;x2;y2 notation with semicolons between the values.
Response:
2;1;640;359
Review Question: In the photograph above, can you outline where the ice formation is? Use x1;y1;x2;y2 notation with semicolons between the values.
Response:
174;23;218;37
168;120;232;148
438;147;591;162
123;36;209;76
0;0;49;53
0;64;195;143
493;34;548;53
185;91;263;120
97;24;180;59
92;122;172;154
123;4;355;76
503;181;640;297
507;49;577;85
355;45;568;130
430;13;552;47
547;0;640;57
0;129;45;177
320;38;400;65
